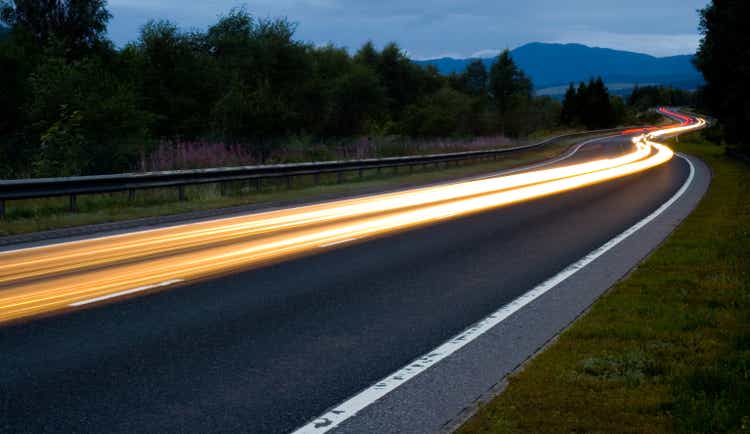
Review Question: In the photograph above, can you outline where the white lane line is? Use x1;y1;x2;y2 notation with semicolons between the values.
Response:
69;279;184;307
318;238;361;249
293;154;696;433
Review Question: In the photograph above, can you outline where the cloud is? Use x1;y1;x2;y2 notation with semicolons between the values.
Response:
106;0;710;57
549;31;702;57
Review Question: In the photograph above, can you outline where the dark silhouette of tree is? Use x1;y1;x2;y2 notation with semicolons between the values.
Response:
0;0;111;57
694;0;750;146
488;50;532;134
462;60;487;95
560;83;578;125
627;85;695;111
560;77;618;129
354;40;379;70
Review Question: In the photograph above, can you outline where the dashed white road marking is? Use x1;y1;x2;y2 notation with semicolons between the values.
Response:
292;154;696;433
69;279;184;307
318;238;361;249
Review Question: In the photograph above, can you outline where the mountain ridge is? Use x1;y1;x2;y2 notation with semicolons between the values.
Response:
414;42;703;94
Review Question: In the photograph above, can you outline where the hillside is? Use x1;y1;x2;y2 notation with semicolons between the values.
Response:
415;42;703;95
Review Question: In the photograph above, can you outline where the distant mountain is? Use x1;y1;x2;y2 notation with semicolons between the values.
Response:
415;42;703;95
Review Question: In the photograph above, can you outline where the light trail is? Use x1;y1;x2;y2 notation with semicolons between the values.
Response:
0;109;705;324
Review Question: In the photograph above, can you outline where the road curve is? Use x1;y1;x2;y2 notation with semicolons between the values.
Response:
0;111;706;433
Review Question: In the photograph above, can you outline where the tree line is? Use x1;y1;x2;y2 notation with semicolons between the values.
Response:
0;2;562;178
694;0;749;150
0;0;687;179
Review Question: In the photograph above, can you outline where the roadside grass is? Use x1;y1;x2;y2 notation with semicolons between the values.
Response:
0;139;577;237
458;134;750;434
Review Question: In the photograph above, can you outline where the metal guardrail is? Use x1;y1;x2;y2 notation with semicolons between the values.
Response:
0;128;630;218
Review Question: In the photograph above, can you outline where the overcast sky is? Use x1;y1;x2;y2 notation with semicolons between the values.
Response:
106;0;710;58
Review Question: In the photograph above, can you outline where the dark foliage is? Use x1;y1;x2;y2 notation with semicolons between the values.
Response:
560;77;619;129
628;85;695;111
694;0;750;147
488;50;533;135
0;4;643;178
0;0;111;58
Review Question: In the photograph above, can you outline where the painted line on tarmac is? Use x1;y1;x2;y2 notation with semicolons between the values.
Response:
318;238;361;249
69;279;184;307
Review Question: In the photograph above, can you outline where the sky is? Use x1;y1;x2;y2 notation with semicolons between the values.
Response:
106;0;711;59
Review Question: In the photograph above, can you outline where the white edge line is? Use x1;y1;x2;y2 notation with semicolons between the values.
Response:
292;153;696;433
69;279;184;307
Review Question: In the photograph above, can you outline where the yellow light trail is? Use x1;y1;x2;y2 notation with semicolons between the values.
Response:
0;111;705;324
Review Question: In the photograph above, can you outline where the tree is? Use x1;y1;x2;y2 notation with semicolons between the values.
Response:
488;50;532;134
205;7;255;75
402;87;474;137
0;0;111;57
23;56;153;176
462;60;487;95
129;20;217;138
588;77;616;128
560;83;579;125
694;0;750;146
354;40;379;70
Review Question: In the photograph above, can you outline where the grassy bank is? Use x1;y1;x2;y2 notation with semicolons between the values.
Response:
458;134;750;433
0;138;580;237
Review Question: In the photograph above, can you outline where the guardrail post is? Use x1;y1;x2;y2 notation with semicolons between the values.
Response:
314;173;320;185
0;199;5;219
358;169;363;179
69;194;77;212
128;189;135;201
220;182;227;196
178;185;186;201
255;178;262;192
337;172;344;184
286;176;291;189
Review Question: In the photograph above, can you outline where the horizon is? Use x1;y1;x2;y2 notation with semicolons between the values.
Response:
409;42;697;61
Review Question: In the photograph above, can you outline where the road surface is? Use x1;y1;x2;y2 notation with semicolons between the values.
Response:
0;112;707;433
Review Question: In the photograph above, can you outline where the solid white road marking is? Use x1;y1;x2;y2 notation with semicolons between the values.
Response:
292;154;696;433
69;279;184;307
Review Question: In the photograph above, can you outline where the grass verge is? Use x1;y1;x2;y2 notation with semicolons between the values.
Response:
458;134;750;433
0;139;578;237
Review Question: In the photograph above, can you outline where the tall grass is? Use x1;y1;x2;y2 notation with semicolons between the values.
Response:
141;135;519;171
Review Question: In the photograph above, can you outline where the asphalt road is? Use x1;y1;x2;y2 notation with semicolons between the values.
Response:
0;133;691;433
